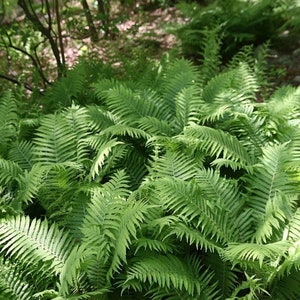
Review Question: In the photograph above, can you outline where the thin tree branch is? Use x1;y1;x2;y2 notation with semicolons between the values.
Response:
0;74;33;91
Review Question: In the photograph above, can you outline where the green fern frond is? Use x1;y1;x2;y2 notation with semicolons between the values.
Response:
0;158;22;186
161;59;200;117
168;221;222;252
198;28;222;85
8;140;34;170
0;92;19;156
154;177;230;244
101;124;150;140
0;215;75;274
81;171;148;278
245;143;297;243
202;63;258;104
123;254;219;299
184;124;254;167
0;258;34;300
63;105;91;163
138;116;174;136
33;114;77;164
224;240;290;268
87;137;124;180
148;151;198;181
87;105;116;131
173;86;204;131
15;163;47;206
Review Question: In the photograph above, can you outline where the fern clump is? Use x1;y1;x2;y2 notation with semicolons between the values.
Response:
0;48;300;299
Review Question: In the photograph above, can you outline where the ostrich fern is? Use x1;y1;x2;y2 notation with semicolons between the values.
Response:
0;49;300;299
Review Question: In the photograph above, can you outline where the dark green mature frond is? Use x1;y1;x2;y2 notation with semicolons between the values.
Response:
203;251;239;299
87;105;116;131
123;254;220;299
184;124;254;169
270;270;300;300
0;92;19;156
8;140;34;170
0;215;75;275
33;114;77;164
0;158;22;186
198;28;222;85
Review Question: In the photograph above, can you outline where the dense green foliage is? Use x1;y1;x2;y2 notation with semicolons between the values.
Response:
0;34;300;299
175;0;300;60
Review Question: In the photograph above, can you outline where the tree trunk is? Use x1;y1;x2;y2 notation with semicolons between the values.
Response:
80;0;99;42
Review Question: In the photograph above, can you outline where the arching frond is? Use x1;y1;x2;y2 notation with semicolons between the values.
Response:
123;254;220;299
8;140;34;170
224;241;290;268
161;59;200;118
81;171;148;278
33;114;77;164
0;158;22;186
184;124;254;168
148;151;198;181
0;215;75;275
0;92;19;157
245;143;298;243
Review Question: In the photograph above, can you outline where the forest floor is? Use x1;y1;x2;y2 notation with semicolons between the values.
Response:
62;6;300;90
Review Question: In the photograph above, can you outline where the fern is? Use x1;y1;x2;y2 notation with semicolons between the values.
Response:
123;254;220;299
0;92;19;157
0;215;75;274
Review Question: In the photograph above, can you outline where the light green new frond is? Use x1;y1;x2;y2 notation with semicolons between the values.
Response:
246;143;297;242
195;168;242;215
8;140;34;170
202;63;258;104
155;178;229;244
185;124;254;168
224;241;290;268
0;258;34;300
173;86;204;131
161;59;199;118
33;114;76;164
107;199;148;277
101;124;150;140
0;158;22;185
123;254;218;298
100;84;163;126
0;215;75;275
82;171;147;278
287;208;300;241
88;137;124;180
